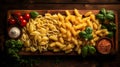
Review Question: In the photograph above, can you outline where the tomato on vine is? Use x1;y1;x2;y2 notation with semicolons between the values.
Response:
8;18;16;24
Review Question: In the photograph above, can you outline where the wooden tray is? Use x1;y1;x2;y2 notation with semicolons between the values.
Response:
7;10;118;55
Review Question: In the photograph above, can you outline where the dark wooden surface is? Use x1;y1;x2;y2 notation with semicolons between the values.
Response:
0;0;120;67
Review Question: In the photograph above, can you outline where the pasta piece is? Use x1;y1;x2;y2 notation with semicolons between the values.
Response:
20;33;28;41
65;16;71;22
76;17;82;23
56;42;66;49
65;22;72;30
58;21;62;26
84;11;92;17
58;13;64;22
67;37;72;41
86;19;93;29
101;29;107;32
74;23;87;30
40;28;47;34
93;37;99;41
65;10;71;16
90;14;96;21
40;41;48;45
66;30;71;38
24;40;31;47
63;44;74;51
74;9;82;17
30;46;37;52
29;23;36;33
65;49;72;53
70;15;76;24
93;22;98;30
59;37;64;43
77;48;81;54
62;34;67;38
60;27;67;34
49;35;58;41
81;17;90;23
61;22;66;28
42;36;49;41
78;40;82;45
25;47;31;52
53;48;60;52
95;30;102;34
92;33;97;38
70;27;77;36
30;31;40;35
104;31;109;35
71;37;78;45
98;24;102;30
49;42;56;47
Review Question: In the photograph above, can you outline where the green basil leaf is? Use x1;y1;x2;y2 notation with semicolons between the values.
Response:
30;11;39;18
100;8;106;16
96;14;105;20
81;46;88;57
88;46;96;54
106;14;114;20
85;27;93;34
107;31;114;38
107;10;114;15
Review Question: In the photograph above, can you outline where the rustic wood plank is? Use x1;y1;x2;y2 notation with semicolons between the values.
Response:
1;4;120;10
1;0;120;4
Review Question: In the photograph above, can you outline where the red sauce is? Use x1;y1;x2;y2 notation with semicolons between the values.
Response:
97;39;112;54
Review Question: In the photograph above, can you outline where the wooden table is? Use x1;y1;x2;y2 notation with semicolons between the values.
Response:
0;0;120;67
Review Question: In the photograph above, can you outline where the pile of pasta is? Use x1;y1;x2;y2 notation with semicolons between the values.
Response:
20;9;109;54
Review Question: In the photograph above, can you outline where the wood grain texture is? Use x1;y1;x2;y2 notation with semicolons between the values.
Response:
1;0;120;4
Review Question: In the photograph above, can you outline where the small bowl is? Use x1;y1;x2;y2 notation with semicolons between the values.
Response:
96;37;113;54
8;26;22;39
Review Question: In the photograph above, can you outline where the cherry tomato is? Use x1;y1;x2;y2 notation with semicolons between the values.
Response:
24;13;30;21
18;15;24;21
20;19;27;27
13;12;22;17
8;18;16;24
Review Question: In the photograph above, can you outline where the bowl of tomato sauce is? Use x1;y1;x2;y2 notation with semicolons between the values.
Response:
96;37;113;54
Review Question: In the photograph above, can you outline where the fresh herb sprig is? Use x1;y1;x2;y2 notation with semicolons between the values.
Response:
79;27;93;41
5;39;23;61
96;8;115;21
81;45;96;57
96;8;116;38
79;27;96;57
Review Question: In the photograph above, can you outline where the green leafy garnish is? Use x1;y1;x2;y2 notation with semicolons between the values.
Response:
79;27;93;41
108;22;116;31
81;45;88;57
96;8;115;21
85;27;93;34
81;45;96;57
107;31;114;38
88;45;96;54
106;14;114;20
96;14;105;20
30;11;39;18
107;10;114;15
100;8;106;16
101;25;107;29
5;39;23;61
